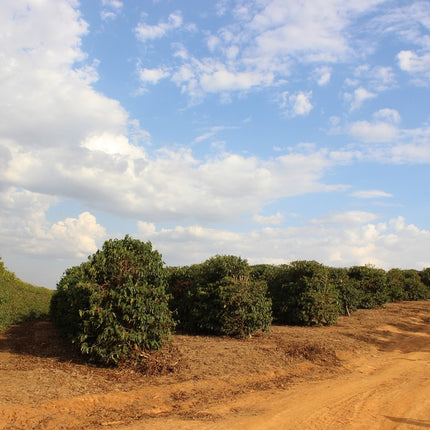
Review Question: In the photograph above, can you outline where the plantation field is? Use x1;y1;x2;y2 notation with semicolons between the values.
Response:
1;300;429;429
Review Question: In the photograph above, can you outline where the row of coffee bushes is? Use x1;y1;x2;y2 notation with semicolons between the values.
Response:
248;261;430;326
50;235;429;365
0;257;53;330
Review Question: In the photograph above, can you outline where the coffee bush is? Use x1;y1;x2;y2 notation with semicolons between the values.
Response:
50;236;174;365
268;261;340;326
168;255;272;337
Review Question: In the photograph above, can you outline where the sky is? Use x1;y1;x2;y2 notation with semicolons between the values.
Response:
1;0;430;289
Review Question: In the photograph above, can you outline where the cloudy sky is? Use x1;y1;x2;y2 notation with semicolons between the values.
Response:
1;0;430;288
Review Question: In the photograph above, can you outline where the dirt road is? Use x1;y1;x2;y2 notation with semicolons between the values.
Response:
1;301;429;429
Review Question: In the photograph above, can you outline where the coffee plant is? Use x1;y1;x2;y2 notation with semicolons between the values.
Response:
168;255;272;337
50;236;174;365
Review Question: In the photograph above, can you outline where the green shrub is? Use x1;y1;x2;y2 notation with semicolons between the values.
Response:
386;268;407;302
50;236;174;365
329;267;362;315
387;269;429;301
168;255;272;337
0;257;53;331
347;265;389;309
268;261;340;326
420;268;430;288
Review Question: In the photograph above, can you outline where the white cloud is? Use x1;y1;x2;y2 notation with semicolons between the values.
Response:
353;64;396;91
102;0;123;9
0;187;106;259
386;142;430;164
351;190;393;199
2;139;346;223
253;212;284;225
373;108;401;124
397;50;430;72
397;50;430;84
347;121;430;164
367;3;430;84
192;126;229;144
373;2;430;48
346;87;377;111
138;67;170;85
349;120;398;142
200;67;274;93
101;0;123;20
140;0;391;102
0;1;129;150
135;11;183;42
247;0;368;63
137;212;430;270
80;133;146;157
281;91;313;116
315;66;332;86
49;212;106;258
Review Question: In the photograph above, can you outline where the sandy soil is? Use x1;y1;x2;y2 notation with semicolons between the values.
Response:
0;300;429;430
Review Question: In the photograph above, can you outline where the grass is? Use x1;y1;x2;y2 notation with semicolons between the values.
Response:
0;258;53;331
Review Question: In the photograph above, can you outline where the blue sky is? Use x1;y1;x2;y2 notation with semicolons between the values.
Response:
1;0;430;288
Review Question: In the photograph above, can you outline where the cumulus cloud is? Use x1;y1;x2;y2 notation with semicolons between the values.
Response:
0;2;129;151
397;50;430;84
280;91;313;116
397;50;430;72
137;211;430;270
0;187;106;259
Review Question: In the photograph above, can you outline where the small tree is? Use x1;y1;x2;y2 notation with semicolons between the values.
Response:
50;236;174;365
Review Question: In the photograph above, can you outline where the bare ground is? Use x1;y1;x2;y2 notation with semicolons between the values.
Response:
0;300;429;429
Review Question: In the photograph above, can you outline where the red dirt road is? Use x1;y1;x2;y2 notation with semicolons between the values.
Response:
1;301;429;429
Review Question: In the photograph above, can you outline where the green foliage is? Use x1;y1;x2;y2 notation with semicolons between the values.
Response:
50;236;174;365
268;261;340;326
0;257;53;331
167;255;272;337
387;269;429;301
420;268;430;288
347;265;389;309
329;267;362;315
